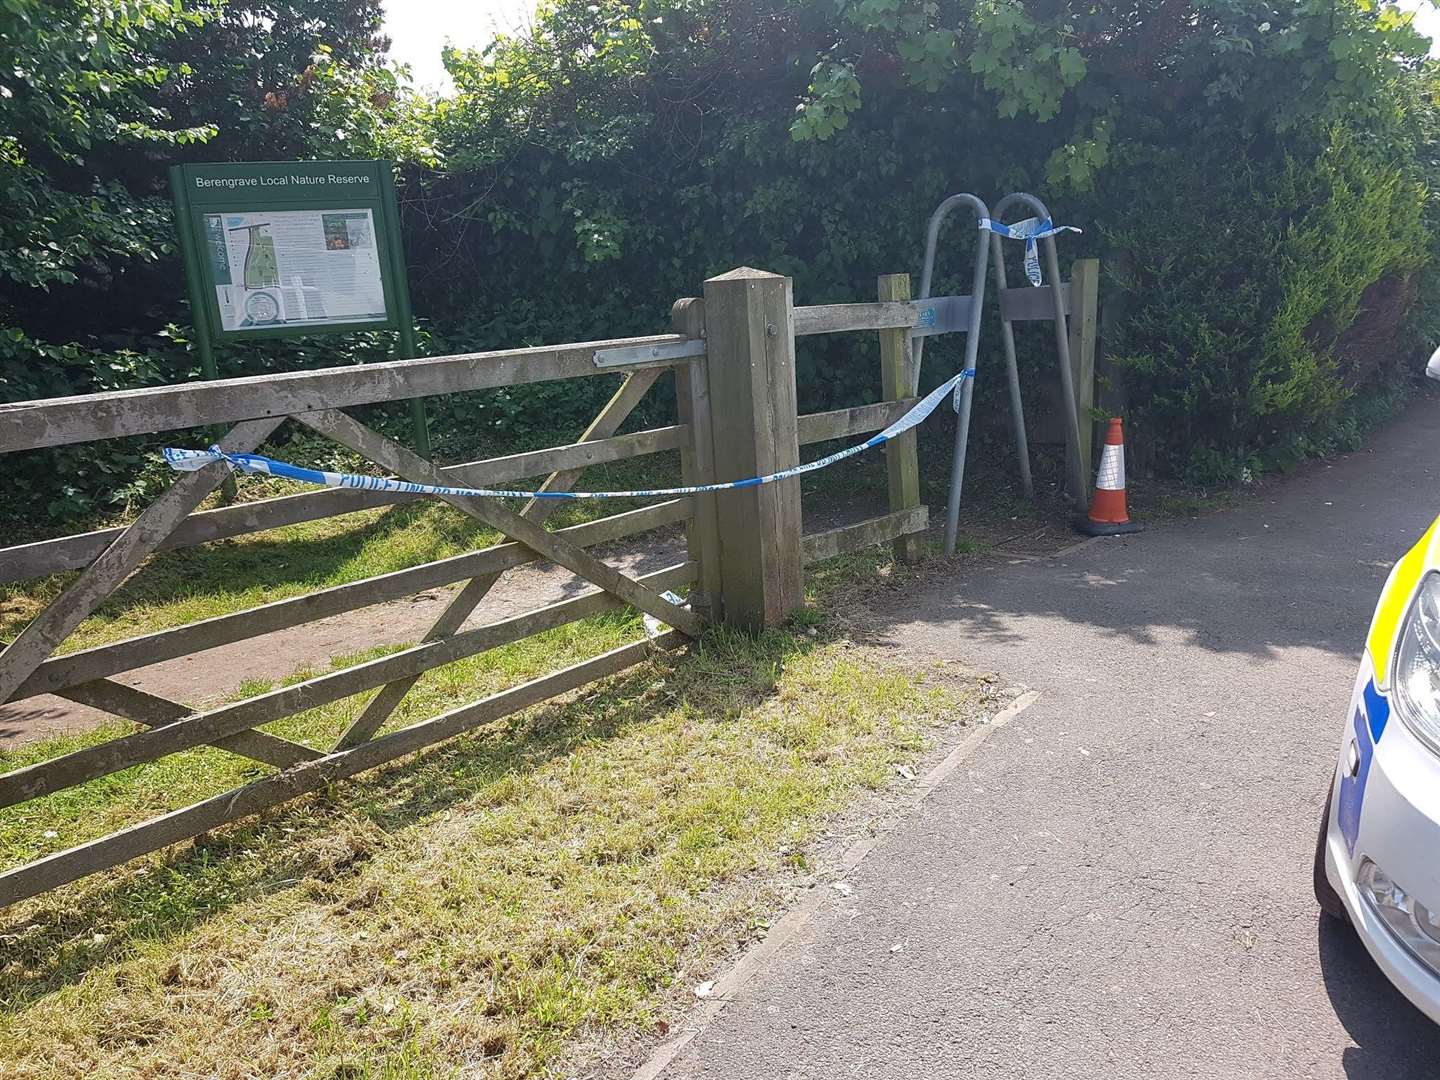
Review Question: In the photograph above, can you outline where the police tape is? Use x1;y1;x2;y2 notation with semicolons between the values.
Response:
977;217;1082;286
163;368;978;501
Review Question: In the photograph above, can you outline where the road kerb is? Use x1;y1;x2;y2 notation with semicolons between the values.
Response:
629;688;1042;1080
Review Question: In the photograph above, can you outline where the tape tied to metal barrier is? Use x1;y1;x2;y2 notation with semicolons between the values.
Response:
163;366;975;501
977;217;1082;286
953;368;976;412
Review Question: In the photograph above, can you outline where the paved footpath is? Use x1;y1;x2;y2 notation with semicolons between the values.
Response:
664;399;1440;1079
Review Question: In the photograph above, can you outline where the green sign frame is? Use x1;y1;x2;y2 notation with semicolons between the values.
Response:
171;160;413;343
170;159;428;453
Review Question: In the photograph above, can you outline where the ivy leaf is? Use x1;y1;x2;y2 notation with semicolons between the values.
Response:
1057;47;1086;85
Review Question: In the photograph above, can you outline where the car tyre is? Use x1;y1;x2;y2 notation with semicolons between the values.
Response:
1314;775;1350;923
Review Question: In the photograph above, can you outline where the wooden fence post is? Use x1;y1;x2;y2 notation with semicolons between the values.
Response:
877;273;924;564
671;297;722;622
1066;258;1100;489
700;267;803;629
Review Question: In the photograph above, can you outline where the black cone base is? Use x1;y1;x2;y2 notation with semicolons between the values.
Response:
1073;516;1144;537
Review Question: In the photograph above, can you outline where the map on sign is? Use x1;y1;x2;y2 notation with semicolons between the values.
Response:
204;208;387;332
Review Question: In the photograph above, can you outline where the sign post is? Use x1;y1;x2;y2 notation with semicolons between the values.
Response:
170;159;429;456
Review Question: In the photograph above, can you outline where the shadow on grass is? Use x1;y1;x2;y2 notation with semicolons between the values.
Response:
0;622;816;1013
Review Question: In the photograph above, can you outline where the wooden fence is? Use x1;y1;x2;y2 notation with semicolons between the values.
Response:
0;265;946;907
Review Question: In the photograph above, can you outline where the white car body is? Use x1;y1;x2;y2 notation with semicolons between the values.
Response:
1322;638;1440;1023
1318;348;1440;1021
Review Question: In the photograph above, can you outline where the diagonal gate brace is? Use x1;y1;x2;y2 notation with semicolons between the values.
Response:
293;409;702;640
324;369;670;751
0;417;286;707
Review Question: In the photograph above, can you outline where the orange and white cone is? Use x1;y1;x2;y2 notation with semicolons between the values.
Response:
1076;417;1142;536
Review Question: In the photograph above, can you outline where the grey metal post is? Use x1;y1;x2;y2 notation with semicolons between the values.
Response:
914;193;993;556
987;234;1034;500
991;192;1088;508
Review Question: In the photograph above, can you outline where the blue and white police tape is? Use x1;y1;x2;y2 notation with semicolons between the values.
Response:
977;217;1082;286
163;368;978;501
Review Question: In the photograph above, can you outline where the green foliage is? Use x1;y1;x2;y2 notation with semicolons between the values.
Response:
410;0;1438;488
792;60;864;141
0;0;434;527
3;0;1439;533
1102;129;1429;478
0;0;213;292
0;0;428;321
800;0;1434;190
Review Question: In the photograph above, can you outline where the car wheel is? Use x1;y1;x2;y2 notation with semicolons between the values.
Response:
1314;775;1350;923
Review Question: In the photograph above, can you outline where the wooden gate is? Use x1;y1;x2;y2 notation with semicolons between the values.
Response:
0;266;934;907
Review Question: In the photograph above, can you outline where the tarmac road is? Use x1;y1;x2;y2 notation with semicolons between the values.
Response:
663;398;1440;1079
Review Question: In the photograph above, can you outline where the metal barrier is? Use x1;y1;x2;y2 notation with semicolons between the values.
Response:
915;193;995;555
989;191;1089;507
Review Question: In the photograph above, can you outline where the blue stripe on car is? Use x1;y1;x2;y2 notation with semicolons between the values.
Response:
1365;679;1391;743
1338;679;1388;856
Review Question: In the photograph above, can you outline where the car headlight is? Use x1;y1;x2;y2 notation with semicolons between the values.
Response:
1358;859;1440;975
1395;572;1440;753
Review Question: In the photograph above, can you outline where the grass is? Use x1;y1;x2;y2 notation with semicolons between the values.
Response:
1144;487;1245;520
0;432;908;659
0;450;686;656
0;406;1017;1076
0;613;646;871
0;409;1018;1074
0;578;997;1078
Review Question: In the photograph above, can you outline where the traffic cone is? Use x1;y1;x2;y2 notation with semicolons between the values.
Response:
1075;418;1142;536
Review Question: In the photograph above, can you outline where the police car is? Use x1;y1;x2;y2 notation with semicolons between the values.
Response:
1313;346;1440;1022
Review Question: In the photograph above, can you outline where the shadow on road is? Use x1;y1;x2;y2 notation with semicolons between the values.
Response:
1317;914;1440;1077
857;399;1440;669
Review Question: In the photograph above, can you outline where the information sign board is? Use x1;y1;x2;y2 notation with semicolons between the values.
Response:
170;159;428;453
171;160;409;342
